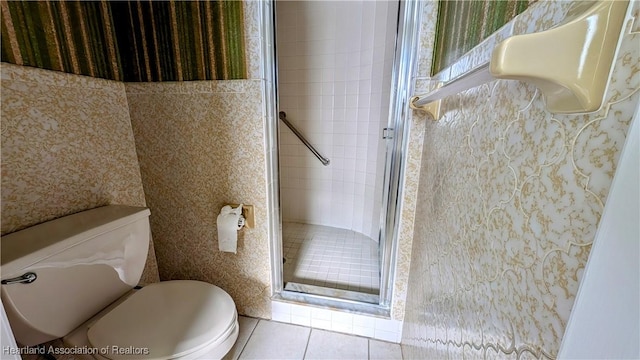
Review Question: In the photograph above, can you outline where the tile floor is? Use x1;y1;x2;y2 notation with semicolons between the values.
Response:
224;316;403;360
282;222;380;294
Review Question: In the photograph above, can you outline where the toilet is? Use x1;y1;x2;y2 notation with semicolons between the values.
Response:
0;205;239;359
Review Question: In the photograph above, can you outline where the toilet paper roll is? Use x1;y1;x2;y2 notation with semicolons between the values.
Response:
217;204;244;253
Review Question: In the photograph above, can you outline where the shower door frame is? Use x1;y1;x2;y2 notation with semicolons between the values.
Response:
262;0;423;314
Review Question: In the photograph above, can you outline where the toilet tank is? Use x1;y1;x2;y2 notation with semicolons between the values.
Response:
0;205;151;346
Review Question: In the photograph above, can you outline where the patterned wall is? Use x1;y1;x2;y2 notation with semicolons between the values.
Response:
126;80;272;318
432;0;534;75
0;63;160;285
402;0;638;358
117;1;272;319
0;0;246;82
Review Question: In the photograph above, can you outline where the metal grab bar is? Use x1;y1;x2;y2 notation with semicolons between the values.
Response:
279;111;330;166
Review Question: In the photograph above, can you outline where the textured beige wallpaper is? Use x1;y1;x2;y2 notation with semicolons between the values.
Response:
0;63;160;285
402;1;639;358
126;80;272;319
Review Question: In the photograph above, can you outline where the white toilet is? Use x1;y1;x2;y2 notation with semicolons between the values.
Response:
1;205;239;359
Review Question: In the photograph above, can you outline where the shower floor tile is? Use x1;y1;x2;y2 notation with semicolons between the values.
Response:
283;222;380;294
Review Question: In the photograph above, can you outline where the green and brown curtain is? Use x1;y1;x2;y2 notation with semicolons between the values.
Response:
432;0;535;75
1;0;246;82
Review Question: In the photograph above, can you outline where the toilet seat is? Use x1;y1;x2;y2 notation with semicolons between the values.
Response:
87;280;237;360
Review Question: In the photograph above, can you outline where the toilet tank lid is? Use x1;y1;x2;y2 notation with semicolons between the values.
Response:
1;206;150;277
87;280;237;360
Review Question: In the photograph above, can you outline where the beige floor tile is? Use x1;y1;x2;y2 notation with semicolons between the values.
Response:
304;329;368;359
238;320;310;359
369;339;403;360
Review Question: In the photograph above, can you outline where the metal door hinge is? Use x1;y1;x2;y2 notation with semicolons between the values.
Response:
383;128;394;139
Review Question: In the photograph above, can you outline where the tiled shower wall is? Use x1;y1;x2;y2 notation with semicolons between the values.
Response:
402;0;639;358
276;0;398;239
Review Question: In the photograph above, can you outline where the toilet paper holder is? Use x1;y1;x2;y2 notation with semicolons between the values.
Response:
225;204;255;229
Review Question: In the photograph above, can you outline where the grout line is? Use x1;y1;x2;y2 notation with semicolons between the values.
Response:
234;318;260;360
301;326;313;359
367;339;371;360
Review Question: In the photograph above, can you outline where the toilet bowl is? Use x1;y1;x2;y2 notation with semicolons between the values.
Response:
0;206;239;359
65;281;239;360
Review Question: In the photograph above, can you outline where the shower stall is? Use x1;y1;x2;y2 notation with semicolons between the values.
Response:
273;0;405;304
